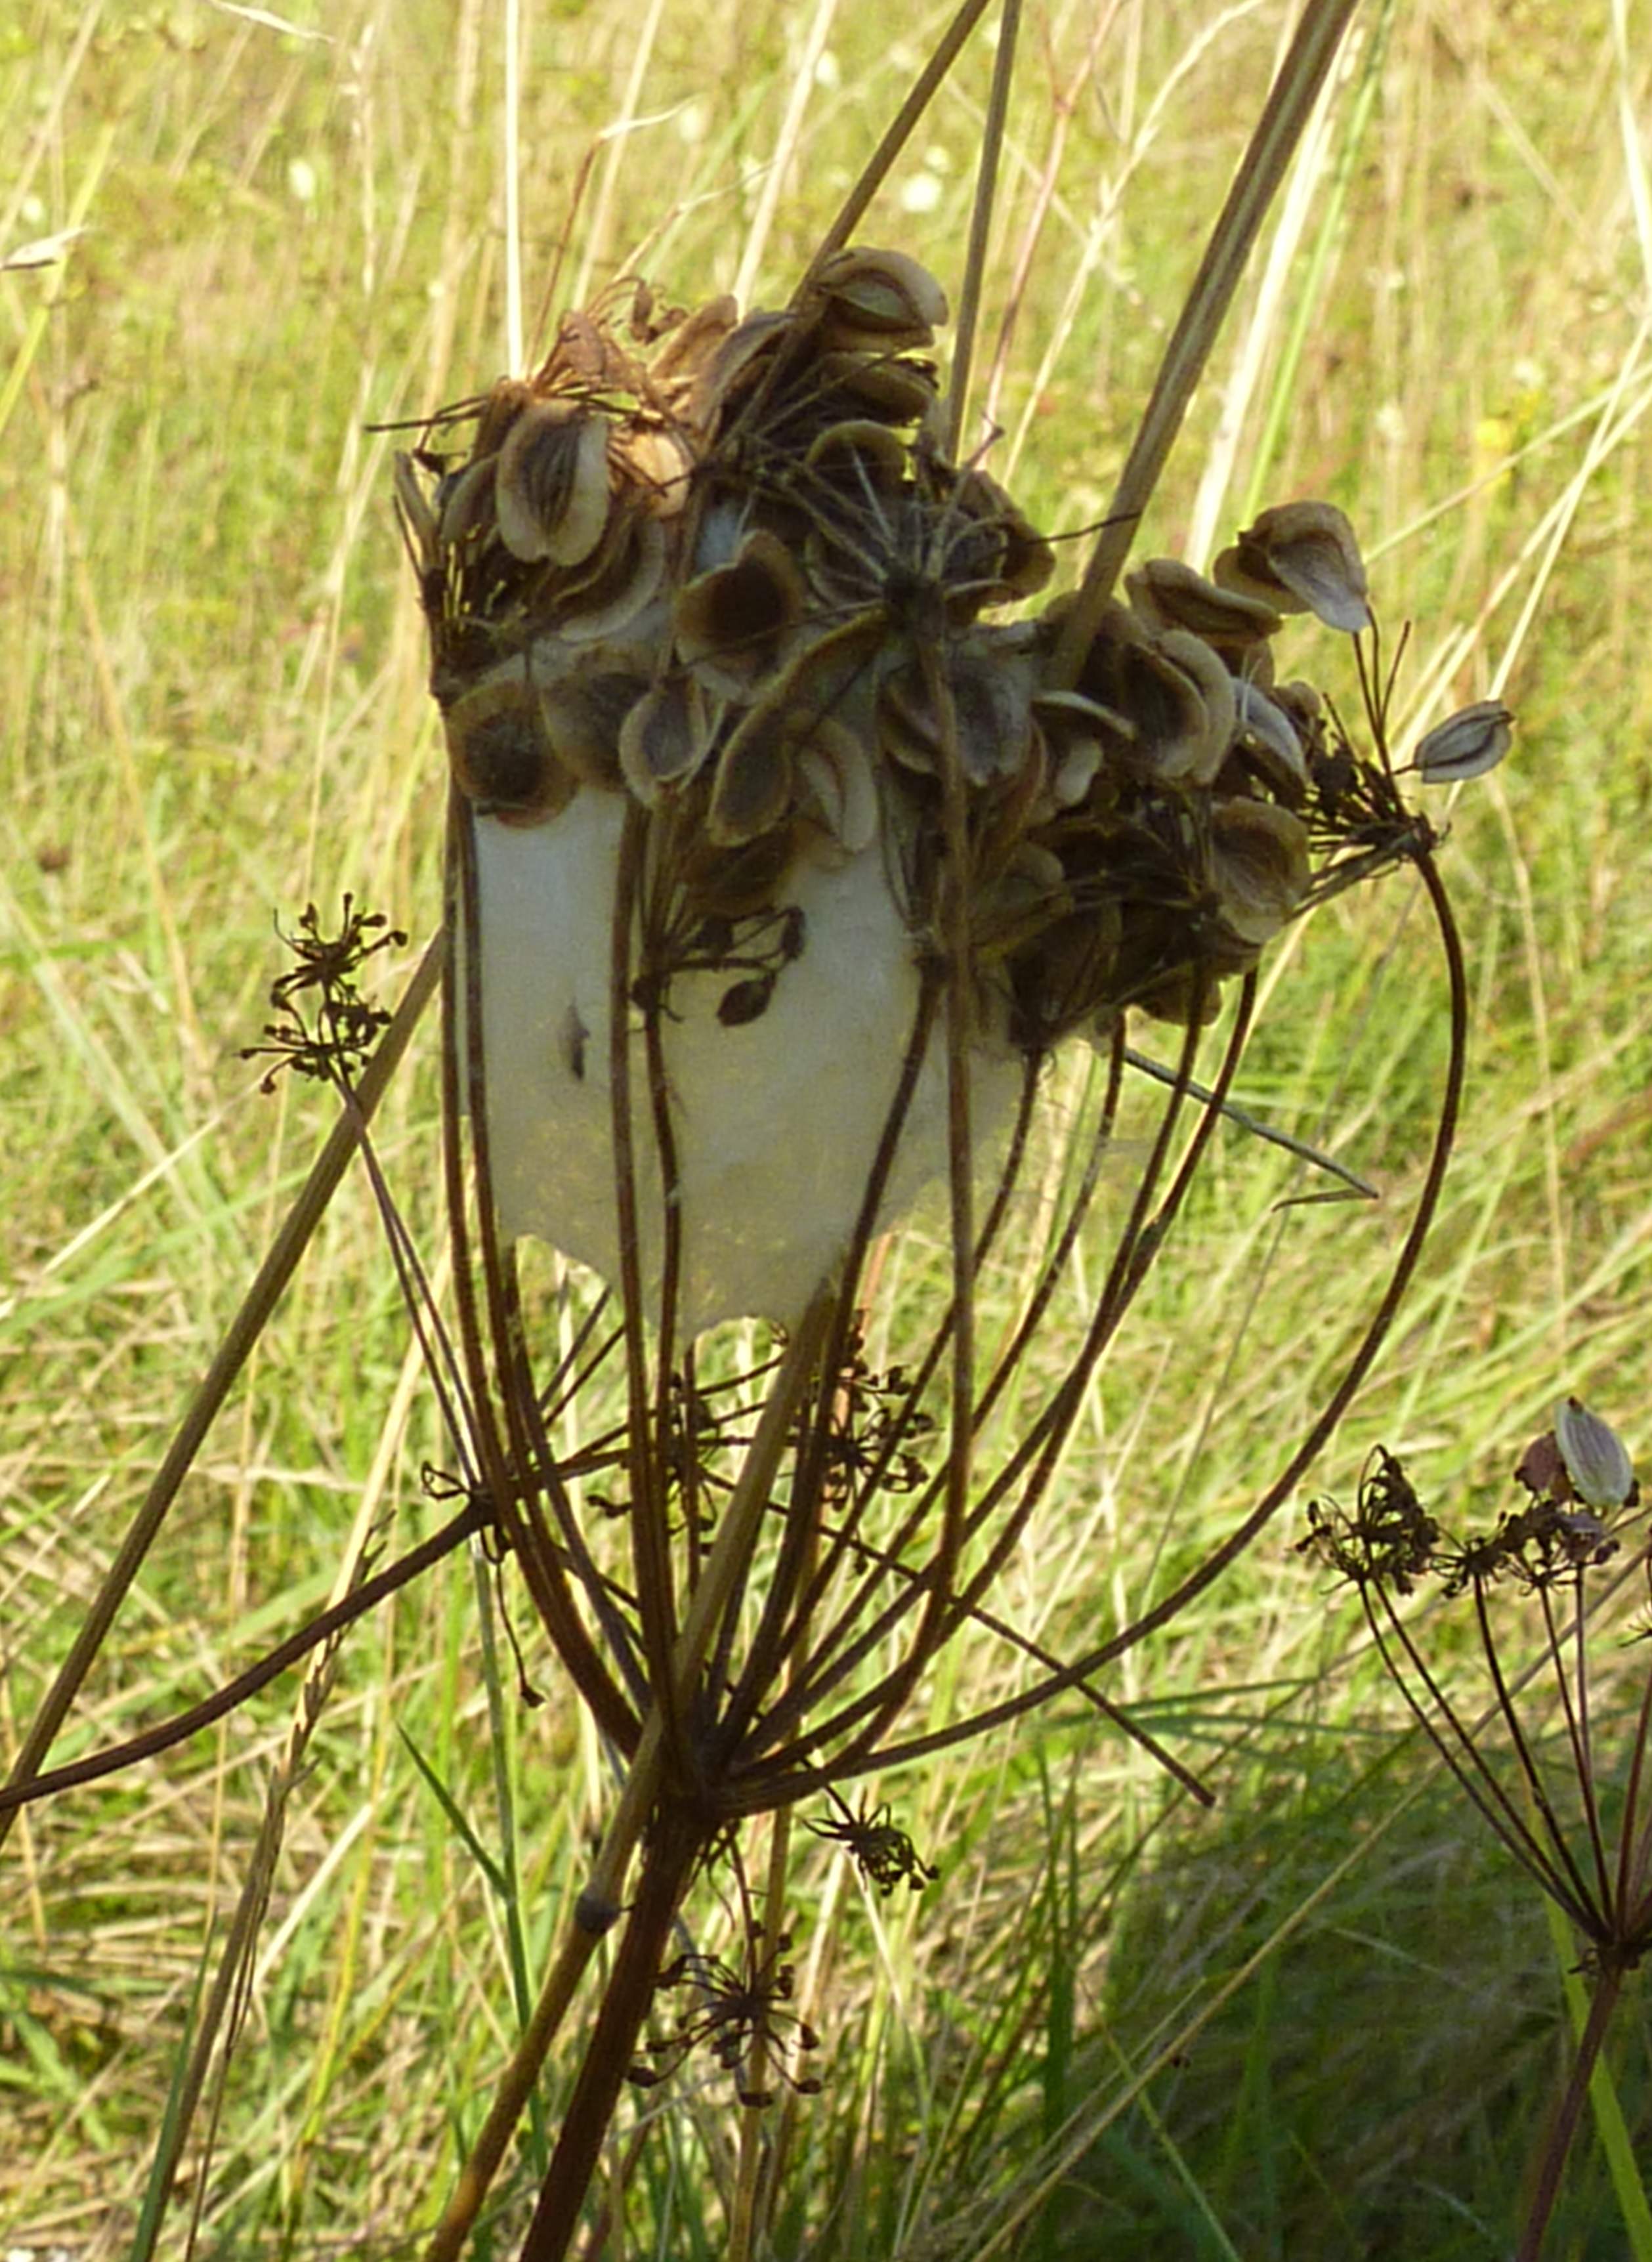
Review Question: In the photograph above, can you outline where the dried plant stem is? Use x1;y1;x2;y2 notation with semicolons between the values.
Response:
942;0;1021;457
520;1801;708;2262
804;0;996;276
425;1286;835;2257
1049;0;1362;687
729;1807;797;2262
1517;1962;1626;2262
0;931;442;1854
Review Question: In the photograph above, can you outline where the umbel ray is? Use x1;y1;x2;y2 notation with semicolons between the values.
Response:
1;3;1508;2256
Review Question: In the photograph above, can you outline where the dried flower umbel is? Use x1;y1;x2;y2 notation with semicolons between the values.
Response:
379;231;1496;2262
1300;1406;1647;2261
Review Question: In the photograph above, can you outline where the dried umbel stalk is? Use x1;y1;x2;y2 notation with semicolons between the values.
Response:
1300;1408;1645;2262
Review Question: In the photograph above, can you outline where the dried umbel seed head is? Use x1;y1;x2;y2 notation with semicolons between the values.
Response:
1554;1398;1638;1511
1216;501;1372;635
1412;700;1515;784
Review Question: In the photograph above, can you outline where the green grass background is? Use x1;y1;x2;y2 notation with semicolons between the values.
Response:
5;0;1652;2254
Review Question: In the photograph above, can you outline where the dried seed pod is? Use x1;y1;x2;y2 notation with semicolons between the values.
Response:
1554;1398;1636;1510
1006;885;1124;1050
1032;690;1131;809
1091;625;1235;789
1218;501;1372;635
614;422;696;519
551;514;669;646
436;451;503;549
809;246;949;352
796;721;879;856
535;664;646;788
618;676;715;801
392;450;440;569
1126;557;1282;649
1209;797;1311;947
815;348;939;424
495;398;612;566
948;468;1056;605
1233;678;1309;797
708;620;889;843
803;417;911;498
1412;700;1514;784
690;307;795;434
445;676;577;823
674;528;809;697
708;699;799;844
647;292;740;391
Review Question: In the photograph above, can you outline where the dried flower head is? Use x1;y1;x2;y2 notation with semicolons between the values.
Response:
1298;1445;1439;1594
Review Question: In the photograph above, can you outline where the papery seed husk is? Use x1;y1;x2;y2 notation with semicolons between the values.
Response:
1413;700;1514;784
471;376;534;461
618;677;713;801
534;661;646;788
815;349;939;423
1554;1397;1636;1510
552;514;669;645
393;451;440;566
648;292;740;388
690;307;795;433
1127;557;1282;647
809;246;949;336
796;720;879;856
804;417;910;495
951;469;1056;601
616;423;696;518
708;700;798;843
1233;678;1309;796
1099;630;1233;788
446;677;577;822
1209;798;1311;945
496;400;612;566
1230;501;1372;635
948;648;1037;786
675;529;807;697
436;452;501;549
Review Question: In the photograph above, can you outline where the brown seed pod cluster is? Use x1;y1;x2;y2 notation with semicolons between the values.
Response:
397;250;1395;1325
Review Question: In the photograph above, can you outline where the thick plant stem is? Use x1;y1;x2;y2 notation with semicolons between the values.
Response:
519;1803;708;2262
1516;1961;1625;2262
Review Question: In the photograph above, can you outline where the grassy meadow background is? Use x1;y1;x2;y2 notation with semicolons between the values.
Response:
5;0;1652;2253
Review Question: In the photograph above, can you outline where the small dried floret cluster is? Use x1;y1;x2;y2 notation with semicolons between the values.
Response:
628;1926;822;2109
241;895;408;1093
1300;1399;1640;1604
396;248;1490;1063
